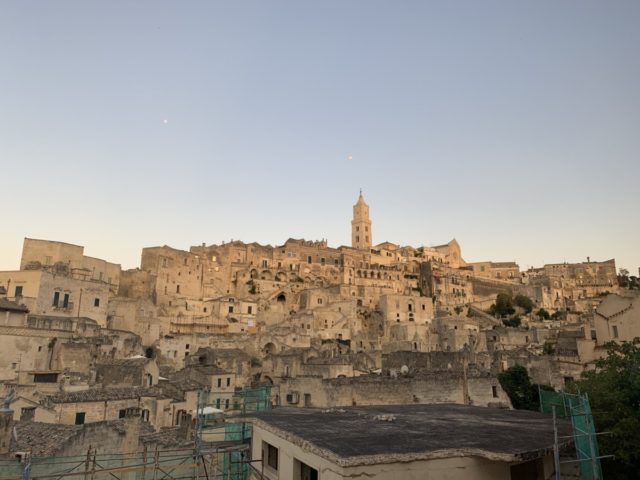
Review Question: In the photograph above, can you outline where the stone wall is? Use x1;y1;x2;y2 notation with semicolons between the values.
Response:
277;373;510;409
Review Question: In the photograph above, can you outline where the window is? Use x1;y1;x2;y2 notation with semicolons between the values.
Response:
226;377;231;386
612;325;619;338
228;306;234;313
185;344;190;349
20;407;35;421
264;442;278;470
356;236;360;242
14;286;23;297
119;409;127;419
225;398;230;409
94;298;100;307
63;293;69;308
307;255;312;264
33;373;58;383
248;306;252;314
492;386;498;398
75;412;86;425
176;285;180;293
141;409;150;422
320;258;325;265
317;298;322;305
53;291;60;307
356;226;359;232
217;378;222;388
296;459;318;480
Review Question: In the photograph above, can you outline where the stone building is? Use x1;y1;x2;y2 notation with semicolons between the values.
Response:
96;357;159;388
524;259;618;308
0;296;29;327
593;292;640;344
467;261;521;280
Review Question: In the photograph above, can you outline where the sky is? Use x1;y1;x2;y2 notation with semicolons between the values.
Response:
1;1;638;273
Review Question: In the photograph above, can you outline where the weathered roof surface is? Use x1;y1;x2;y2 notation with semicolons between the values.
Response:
247;404;572;466
13;420;155;456
140;426;191;448
0;298;28;313
47;387;162;403
596;294;635;319
12;422;83;456
96;357;151;368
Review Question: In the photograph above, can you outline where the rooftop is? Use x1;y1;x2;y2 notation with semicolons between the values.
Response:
12;421;83;456
247;404;572;466
96;357;152;368
47;387;163;403
0;298;28;313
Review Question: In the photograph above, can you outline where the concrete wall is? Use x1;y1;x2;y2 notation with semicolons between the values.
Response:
250;423;549;480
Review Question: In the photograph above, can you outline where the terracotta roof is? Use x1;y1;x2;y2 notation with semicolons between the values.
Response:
96;357;151;368
47;387;163;403
12;422;83;456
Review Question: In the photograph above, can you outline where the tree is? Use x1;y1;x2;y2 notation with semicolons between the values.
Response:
537;308;551;320
570;339;640;479
489;293;515;317
514;294;534;314
618;268;630;288
543;341;555;355
497;365;551;411
502;316;522;328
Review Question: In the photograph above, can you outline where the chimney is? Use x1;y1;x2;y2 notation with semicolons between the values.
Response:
121;410;141;455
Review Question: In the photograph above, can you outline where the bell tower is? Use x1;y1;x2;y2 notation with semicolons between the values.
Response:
351;190;372;250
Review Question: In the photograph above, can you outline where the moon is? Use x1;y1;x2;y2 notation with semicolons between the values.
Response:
347;155;353;161
163;119;169;124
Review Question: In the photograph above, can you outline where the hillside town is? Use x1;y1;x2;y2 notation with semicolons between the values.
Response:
0;193;637;478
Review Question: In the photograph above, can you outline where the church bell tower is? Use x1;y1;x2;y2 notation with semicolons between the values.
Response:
351;191;372;250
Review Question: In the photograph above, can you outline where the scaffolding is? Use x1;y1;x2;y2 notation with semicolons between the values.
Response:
0;386;274;480
0;444;250;480
539;389;607;480
194;385;272;480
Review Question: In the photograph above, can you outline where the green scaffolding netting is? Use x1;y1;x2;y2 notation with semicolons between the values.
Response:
221;385;271;480
539;389;603;480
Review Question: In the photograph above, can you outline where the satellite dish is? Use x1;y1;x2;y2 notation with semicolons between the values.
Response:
400;365;409;375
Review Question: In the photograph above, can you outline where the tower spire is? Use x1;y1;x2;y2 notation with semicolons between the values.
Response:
351;192;372;250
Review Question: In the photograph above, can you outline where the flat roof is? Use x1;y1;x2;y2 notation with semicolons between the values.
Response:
247;404;572;466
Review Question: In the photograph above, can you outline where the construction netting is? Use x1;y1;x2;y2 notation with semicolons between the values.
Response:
232;385;271;413
539;389;603;480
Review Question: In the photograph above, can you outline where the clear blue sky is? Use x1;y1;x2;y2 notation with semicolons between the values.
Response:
1;1;638;272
